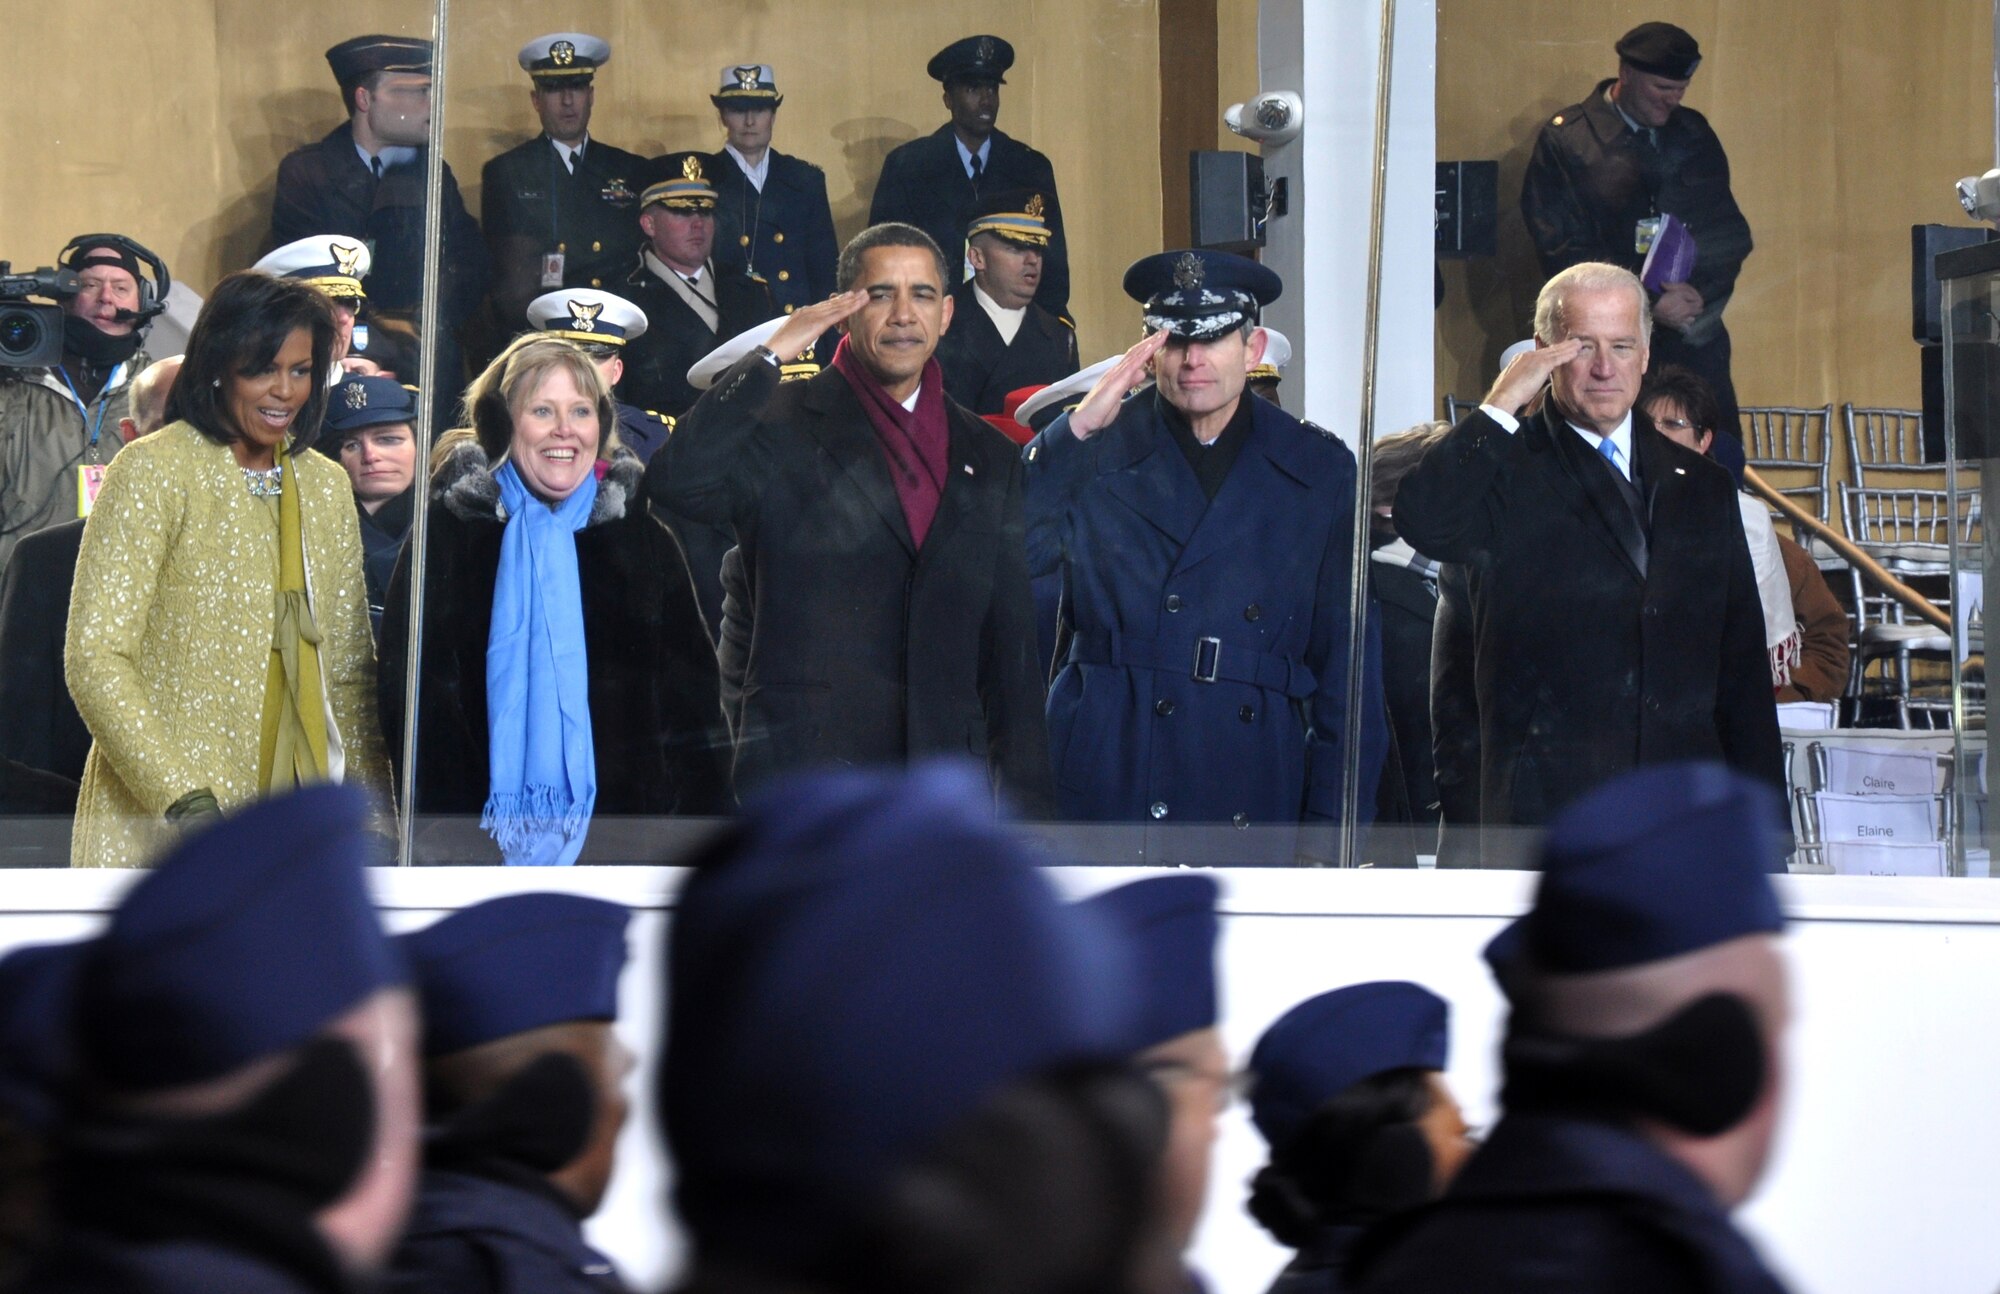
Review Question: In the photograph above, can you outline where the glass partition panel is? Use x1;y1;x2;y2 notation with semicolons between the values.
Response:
1414;1;1997;872
388;1;1376;865
0;1;449;869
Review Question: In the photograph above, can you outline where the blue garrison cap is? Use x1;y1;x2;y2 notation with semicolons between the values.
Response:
1486;762;1786;980
0;941;86;1129
1125;249;1283;340
662;760;1136;1272
325;375;418;436
1077;874;1220;1052
1247;982;1449;1151
74;785;403;1093
402;893;630;1056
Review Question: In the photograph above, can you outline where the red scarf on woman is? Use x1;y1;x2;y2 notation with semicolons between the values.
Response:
831;336;950;548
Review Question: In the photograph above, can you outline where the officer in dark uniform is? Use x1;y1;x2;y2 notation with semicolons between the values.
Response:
323;375;417;640
273;35;488;434
386;893;636;1294
523;287;673;462
660;761;1168;1294
936;191;1079;415
1021;249;1386;864
619;154;779;421
481;34;648;335
1519;22;1752;431
20;785;420;1294
1077;875;1225;1294
1246;982;1468;1294
705;64;839;323
1349;762;1797;1294
870;35;1072;320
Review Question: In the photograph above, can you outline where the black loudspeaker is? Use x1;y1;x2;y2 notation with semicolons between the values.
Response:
1921;342;1997;462
1190;150;1267;253
1912;224;1993;344
1436;161;1498;259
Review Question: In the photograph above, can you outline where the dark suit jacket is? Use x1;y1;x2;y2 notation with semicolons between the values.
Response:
708;148;840;314
647;354;1053;814
0;518;89;786
936;280;1079;415
480;133;648;328
272;122;487;328
869;125;1070;318
1393;401;1782;829
618;258;777;420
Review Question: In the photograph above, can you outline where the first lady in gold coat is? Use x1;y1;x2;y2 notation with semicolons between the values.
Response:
65;271;392;867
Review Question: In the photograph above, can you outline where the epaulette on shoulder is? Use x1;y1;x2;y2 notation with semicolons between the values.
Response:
1302;420;1342;442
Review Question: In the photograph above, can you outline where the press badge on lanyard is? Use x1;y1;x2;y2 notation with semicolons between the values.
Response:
541;251;566;289
1635;215;1664;256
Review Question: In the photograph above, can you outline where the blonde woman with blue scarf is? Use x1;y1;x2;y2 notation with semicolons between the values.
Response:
380;337;730;864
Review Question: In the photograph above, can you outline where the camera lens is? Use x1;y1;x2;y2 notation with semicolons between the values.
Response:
0;309;40;359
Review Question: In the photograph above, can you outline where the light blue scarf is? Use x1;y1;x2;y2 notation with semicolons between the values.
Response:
483;460;599;865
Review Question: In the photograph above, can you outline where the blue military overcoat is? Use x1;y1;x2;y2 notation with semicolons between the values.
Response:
1023;389;1384;862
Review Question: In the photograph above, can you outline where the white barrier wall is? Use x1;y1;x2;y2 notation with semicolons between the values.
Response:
6;867;2000;1294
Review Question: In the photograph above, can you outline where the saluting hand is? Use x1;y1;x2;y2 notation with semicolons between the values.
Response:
763;290;869;363
1482;338;1582;418
1067;330;1168;441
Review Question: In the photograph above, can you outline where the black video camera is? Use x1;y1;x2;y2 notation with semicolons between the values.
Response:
0;264;78;369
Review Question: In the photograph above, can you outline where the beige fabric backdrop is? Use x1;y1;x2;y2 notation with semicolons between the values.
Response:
1434;0;1995;426
2;1;1163;363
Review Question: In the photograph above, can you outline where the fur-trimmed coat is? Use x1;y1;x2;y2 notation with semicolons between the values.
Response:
378;443;732;840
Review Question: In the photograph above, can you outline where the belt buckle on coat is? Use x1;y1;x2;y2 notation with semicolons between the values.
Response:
1192;636;1222;683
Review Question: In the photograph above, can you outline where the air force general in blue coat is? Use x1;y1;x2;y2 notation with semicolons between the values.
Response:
1023;389;1384;862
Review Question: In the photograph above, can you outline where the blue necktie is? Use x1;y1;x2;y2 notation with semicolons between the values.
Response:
1598;435;1623;479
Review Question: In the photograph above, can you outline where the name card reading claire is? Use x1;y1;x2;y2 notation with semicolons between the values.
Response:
1815;746;1945;798
1811;792;1940;845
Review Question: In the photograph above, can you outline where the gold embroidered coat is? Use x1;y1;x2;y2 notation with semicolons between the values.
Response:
64;421;393;867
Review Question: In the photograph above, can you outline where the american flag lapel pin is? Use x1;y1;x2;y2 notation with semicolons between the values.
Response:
963;463;975;475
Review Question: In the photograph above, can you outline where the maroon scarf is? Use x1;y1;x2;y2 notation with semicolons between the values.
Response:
831;336;951;548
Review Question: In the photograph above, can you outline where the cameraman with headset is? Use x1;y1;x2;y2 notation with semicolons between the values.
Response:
0;235;166;574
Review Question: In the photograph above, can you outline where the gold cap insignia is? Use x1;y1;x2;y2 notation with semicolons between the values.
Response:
331;242;364;276
735;64;762;89
345;383;368;409
682;155;704;181
976;35;997;63
552;40;576;67
1172;252;1204;291
570;300;602;331
1025;194;1045;219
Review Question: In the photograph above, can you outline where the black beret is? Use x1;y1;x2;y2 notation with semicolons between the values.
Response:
1616;22;1701;80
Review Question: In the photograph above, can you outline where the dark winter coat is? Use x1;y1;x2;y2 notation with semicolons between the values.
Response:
378;444;731;838
646;353;1053;813
1393;402;1783;830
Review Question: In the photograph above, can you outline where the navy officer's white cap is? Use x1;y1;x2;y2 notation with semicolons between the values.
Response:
712;64;783;106
527;288;648;347
1015;355;1123;429
688;317;820;390
519;33;610;81
254;236;371;300
1247;326;1292;382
